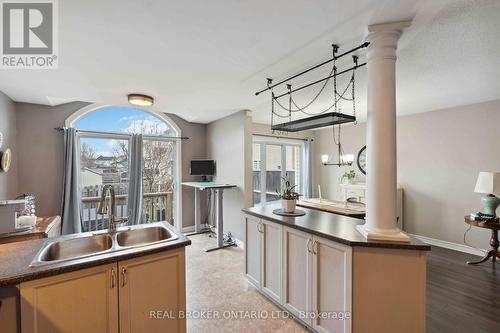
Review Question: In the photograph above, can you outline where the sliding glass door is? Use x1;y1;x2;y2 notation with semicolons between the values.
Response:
252;137;304;206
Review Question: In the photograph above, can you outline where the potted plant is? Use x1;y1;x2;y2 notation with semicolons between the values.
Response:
342;170;356;184
278;173;299;213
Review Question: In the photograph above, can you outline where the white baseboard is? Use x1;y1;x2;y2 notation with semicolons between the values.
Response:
234;237;244;249
411;234;486;257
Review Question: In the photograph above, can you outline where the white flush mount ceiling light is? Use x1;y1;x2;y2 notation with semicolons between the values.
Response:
128;93;154;106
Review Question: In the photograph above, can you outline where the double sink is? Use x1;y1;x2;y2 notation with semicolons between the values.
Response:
30;222;178;266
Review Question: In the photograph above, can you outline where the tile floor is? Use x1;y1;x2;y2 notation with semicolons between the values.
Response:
186;233;309;333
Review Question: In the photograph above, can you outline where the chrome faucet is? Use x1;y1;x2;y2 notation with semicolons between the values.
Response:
97;185;124;232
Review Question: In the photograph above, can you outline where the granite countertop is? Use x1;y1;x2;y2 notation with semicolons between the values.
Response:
243;203;430;251
0;216;61;244
0;223;191;287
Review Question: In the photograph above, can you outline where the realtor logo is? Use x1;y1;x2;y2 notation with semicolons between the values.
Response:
1;0;58;68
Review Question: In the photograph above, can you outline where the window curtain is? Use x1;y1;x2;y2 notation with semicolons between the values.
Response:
61;128;83;235
304;139;313;198
127;134;144;225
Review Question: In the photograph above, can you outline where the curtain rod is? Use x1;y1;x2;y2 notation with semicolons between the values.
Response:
53;127;189;140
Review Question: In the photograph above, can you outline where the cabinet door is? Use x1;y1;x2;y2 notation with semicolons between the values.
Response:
261;219;282;303
245;215;261;287
0;286;20;333
119;248;186;333
282;226;313;324
312;237;352;333
20;263;118;333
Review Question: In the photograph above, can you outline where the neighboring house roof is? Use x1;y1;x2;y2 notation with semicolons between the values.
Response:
96;155;114;161
82;167;103;175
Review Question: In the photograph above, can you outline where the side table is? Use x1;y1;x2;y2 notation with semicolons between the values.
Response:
464;216;500;265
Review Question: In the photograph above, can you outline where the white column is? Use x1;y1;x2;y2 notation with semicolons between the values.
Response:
357;21;411;242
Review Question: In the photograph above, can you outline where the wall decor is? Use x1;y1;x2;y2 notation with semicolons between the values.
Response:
0;148;12;172
357;145;366;175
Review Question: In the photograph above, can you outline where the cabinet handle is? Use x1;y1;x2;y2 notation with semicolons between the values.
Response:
312;240;318;255
306;238;312;253
111;268;116;289
257;222;264;233
121;267;127;287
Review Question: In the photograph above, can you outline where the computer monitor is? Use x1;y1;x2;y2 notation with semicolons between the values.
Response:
190;160;216;180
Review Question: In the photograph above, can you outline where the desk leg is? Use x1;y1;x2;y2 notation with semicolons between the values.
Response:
216;188;223;247
187;188;210;236
194;188;200;233
204;188;236;252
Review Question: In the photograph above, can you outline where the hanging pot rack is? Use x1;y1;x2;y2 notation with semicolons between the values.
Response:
255;42;369;167
254;42;369;133
254;42;369;96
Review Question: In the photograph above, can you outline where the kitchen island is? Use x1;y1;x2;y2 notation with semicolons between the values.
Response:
0;222;190;333
243;203;430;333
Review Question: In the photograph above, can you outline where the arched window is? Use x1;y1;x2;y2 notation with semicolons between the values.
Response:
67;104;182;232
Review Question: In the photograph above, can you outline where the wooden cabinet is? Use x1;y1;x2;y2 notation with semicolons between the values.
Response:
119;249;186;333
261;219;282;303
311;237;352;333
0;285;20;333
245;215;352;333
20;249;186;333
282;226;313;324
244;216;282;303
245;215;261;287
20;263;119;333
282;226;352;332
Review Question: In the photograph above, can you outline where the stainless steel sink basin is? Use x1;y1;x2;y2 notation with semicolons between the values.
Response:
37;234;113;262
30;223;180;266
116;226;174;247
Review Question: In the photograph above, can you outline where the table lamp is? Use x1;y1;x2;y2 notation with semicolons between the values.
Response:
474;172;500;217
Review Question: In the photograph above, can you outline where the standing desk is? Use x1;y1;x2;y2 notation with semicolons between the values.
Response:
181;182;237;252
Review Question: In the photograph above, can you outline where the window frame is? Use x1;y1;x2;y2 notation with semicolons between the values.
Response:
67;104;183;231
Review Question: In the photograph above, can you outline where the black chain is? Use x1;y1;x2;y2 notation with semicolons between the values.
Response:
352;67;357;124
268;47;358;120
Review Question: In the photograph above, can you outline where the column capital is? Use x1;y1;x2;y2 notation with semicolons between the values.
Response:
365;20;412;61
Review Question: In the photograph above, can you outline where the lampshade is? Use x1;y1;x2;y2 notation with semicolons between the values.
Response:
474;172;500;195
341;154;354;164
321;155;329;164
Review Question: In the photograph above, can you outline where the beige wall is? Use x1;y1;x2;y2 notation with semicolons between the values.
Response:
167;114;207;228
0;92;18;200
206;110;252;241
14;102;207;228
15;102;88;217
314;99;500;249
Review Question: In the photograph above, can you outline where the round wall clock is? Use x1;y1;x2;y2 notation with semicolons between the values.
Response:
1;148;12;172
357;145;366;175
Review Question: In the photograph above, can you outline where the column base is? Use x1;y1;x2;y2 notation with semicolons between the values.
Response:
356;224;411;243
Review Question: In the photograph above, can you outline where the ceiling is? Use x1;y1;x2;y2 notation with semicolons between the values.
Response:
1;0;499;124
